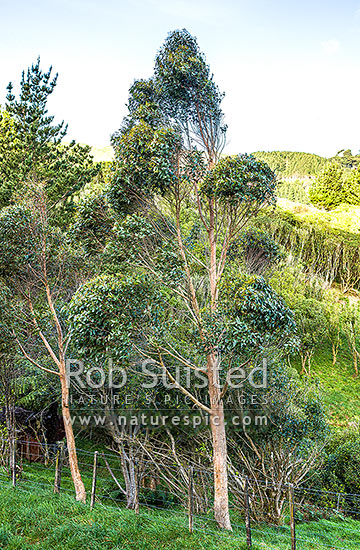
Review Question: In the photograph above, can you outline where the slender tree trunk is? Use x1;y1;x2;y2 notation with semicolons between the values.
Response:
121;445;138;509
206;198;232;530
300;353;307;375
307;353;312;377
352;347;358;377
59;370;86;502
332;342;338;366
207;353;232;530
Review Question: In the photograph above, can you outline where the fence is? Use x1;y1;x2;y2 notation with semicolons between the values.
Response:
1;437;360;549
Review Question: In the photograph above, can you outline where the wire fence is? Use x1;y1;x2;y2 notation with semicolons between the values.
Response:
1;437;360;549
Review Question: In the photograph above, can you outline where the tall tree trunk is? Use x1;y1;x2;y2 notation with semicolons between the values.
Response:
206;198;232;530
60;370;86;502
207;353;232;530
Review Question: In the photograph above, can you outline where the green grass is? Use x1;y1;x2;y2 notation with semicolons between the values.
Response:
0;472;360;549
289;338;360;427
310;342;360;426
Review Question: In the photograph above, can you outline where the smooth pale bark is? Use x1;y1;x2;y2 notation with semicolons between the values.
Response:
174;163;233;529
207;201;232;530
207;353;232;530
45;281;87;503
60;370;86;503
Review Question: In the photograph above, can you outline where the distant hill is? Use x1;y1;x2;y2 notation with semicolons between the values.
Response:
87;148;327;174
253;151;327;178
90;145;114;162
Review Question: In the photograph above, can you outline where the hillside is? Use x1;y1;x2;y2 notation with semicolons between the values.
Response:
267;198;360;426
253;151;327;178
90;145;114;162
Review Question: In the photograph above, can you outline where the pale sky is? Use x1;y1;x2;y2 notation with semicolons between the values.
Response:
1;0;360;157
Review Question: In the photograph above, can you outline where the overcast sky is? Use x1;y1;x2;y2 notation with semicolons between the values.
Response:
1;0;360;157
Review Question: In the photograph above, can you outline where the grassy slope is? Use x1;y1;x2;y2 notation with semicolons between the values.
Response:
277;197;360;425
1;481;360;550
290;339;360;427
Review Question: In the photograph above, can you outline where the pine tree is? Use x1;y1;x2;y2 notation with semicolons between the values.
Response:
342;167;360;206
309;161;344;210
1;58;98;224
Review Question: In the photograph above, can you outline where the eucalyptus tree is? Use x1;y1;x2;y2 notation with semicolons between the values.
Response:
0;184;88;502
70;30;296;529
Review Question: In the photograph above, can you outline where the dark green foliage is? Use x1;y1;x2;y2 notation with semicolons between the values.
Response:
117;123;181;193
5;57;67;164
0;200;68;284
249;363;327;444
292;297;327;363
234;228;284;274
0;282;16;355
110;121;183;216
320;430;360;516
70;193;114;256
1;58;98;224
140;486;180;508
0;205;38;277
221;275;298;355
118;78;163;131
67;274;156;361
201;154;276;207
324;430;360;493
154;28;226;150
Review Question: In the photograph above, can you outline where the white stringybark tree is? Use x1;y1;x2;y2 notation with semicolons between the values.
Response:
69;30;296;528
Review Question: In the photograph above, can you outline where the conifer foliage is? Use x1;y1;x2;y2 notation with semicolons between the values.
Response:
1;58;98;223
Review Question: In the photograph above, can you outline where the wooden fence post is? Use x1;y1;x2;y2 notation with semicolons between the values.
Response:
90;451;98;510
54;442;64;494
336;493;341;512
244;476;252;549
134;459;139;515
289;484;296;550
188;466;194;533
11;438;16;488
